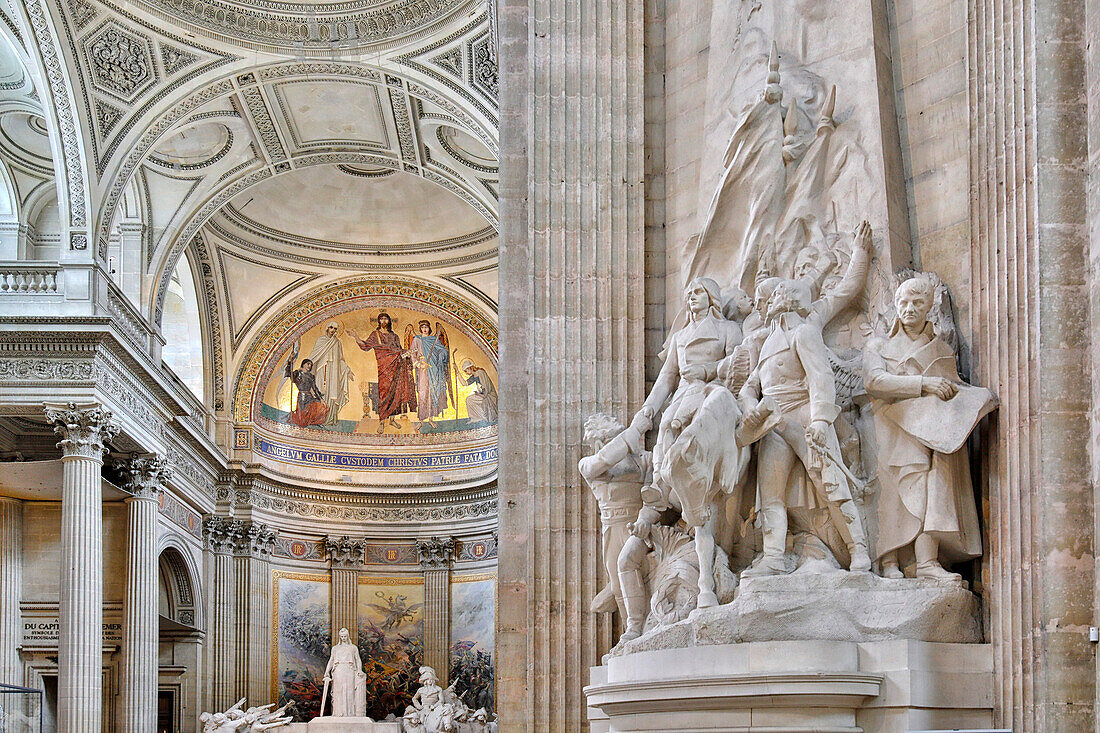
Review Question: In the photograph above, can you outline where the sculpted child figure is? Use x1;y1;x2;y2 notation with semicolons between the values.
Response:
863;275;995;581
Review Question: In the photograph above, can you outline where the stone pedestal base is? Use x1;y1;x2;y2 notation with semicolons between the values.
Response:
615;573;982;657
585;640;992;733
285;718;401;733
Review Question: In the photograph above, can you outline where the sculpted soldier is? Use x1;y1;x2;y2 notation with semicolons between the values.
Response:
864;276;995;580
579;412;651;621
630;276;750;608
737;222;875;576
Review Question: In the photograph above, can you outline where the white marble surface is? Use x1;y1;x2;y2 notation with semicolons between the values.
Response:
285;719;401;733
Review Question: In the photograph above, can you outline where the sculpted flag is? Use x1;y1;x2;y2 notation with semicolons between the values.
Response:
686;95;786;294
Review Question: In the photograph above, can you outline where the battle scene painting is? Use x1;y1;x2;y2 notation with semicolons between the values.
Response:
449;573;496;714
259;304;498;441
272;572;331;721
357;577;425;720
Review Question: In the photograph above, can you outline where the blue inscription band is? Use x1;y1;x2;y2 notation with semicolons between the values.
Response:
256;438;498;471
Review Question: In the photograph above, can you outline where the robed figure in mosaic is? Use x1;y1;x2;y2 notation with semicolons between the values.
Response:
288;358;328;428
304;320;354;428
407;320;452;429
350;312;417;433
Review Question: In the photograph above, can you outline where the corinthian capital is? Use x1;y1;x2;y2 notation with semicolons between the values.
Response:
416;536;455;569
325;535;366;569
116;454;173;500
44;402;120;459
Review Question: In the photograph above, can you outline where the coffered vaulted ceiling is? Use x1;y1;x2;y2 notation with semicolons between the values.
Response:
0;0;499;428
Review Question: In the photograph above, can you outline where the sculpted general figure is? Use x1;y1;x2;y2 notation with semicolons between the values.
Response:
864;276;995;581
631;276;750;609
738;222;875;576
578;413;648;627
321;627;366;717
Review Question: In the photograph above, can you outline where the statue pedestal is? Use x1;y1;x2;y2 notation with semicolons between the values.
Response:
285;718;401;733
617;572;982;654
585;639;993;733
587;574;992;732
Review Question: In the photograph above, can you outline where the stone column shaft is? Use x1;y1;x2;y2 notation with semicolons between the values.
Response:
233;521;275;702
417;537;454;683
0;497;23;685
47;403;119;733
497;0;646;729
119;456;171;733
325;536;366;646
204;516;237;709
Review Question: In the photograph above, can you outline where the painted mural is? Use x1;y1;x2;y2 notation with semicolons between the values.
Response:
272;572;331;721
357;576;425;720
449;573;496;714
258;306;497;442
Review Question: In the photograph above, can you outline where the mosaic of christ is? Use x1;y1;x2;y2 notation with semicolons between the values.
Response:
260;306;498;437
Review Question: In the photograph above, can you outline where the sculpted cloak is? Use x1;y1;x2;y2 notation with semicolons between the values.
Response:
864;321;994;562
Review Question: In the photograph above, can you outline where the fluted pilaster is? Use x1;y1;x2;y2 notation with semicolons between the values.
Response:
0;497;23;685
118;455;172;733
417;537;454;683
46;403;119;733
497;0;646;728
325;536;366;645
233;520;276;702
203;516;237;709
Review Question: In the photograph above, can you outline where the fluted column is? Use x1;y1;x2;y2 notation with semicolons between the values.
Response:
118;455;172;733
497;0;646;728
325;536;366;645
203;516;237;709
233;521;276;702
417;537;454;683
0;497;23;685
45;403;120;732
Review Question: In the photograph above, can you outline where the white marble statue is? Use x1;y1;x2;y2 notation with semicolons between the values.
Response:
737;222;875;576
321;627;367;717
631;276;751;609
864;275;996;581
200;699;292;732
579;412;648;622
403;666;495;733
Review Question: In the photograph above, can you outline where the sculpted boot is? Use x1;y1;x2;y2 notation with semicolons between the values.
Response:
839;500;872;572
914;533;962;582
617;569;648;643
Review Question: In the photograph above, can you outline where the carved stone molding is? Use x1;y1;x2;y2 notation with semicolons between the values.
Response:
115;453;173;499
202;516;278;557
416;536;455;569
44;402;120;459
324;535;367;569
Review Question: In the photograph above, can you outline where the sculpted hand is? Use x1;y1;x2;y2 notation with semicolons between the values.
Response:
853;220;873;255
629;409;652;436
805;420;829;446
681;364;708;382
922;376;958;400
742;406;766;431
630;517;653;541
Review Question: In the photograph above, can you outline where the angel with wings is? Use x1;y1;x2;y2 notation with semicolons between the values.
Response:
406;319;453;430
366;590;424;630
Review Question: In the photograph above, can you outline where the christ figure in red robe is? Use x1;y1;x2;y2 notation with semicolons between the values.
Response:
348;312;417;433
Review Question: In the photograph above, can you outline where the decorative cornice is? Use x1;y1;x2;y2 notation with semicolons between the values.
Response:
416;535;454;569
115;453;173;499
324;535;366;569
44;402;120;459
